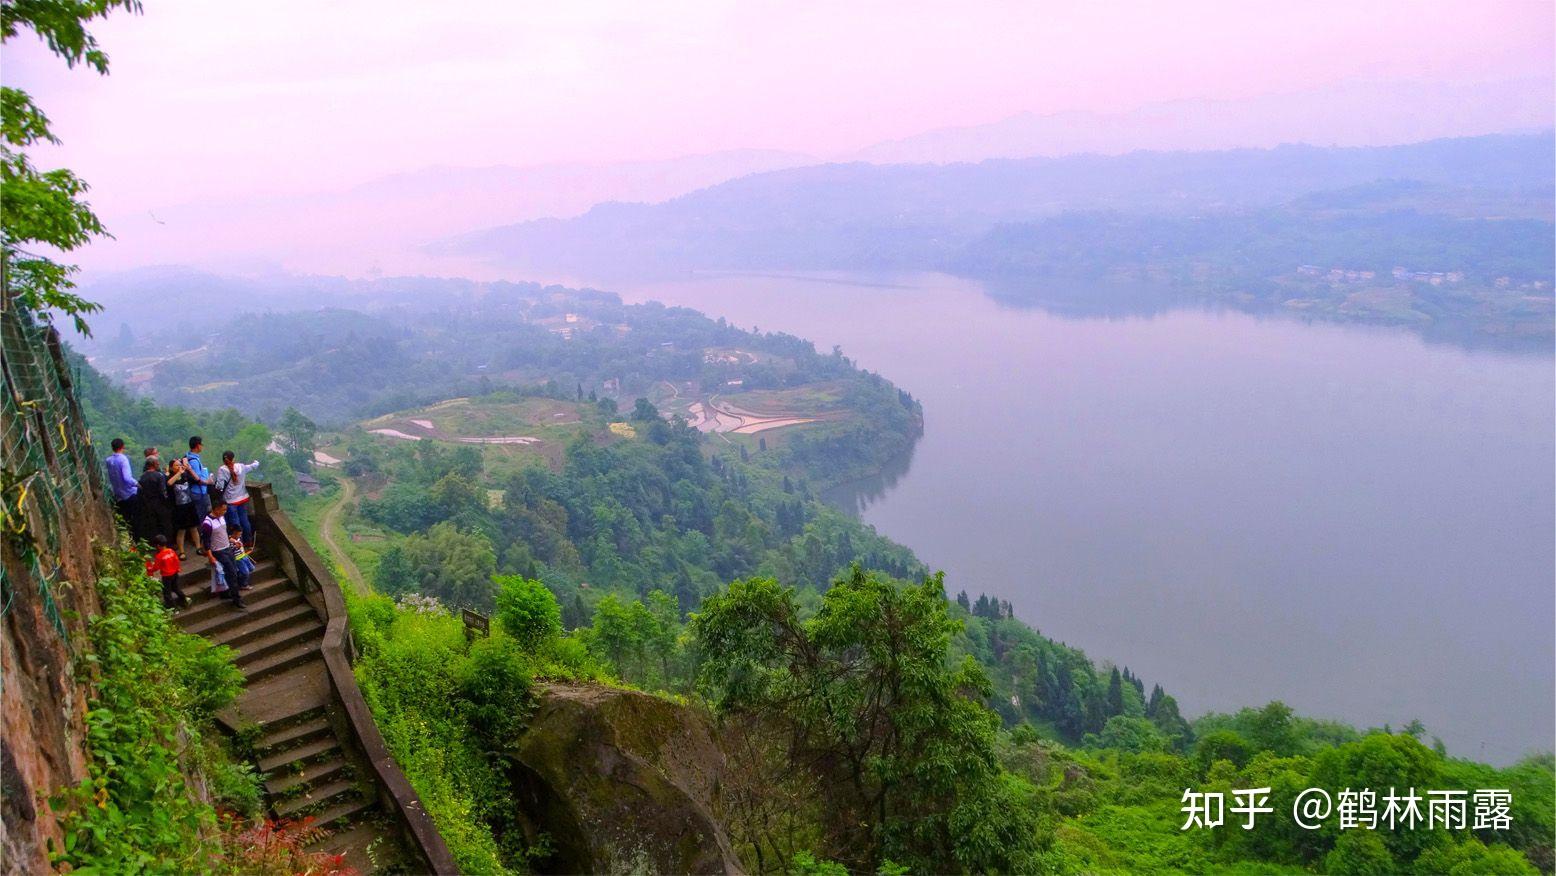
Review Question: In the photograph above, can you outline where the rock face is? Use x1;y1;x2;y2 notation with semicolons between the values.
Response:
1;316;118;873
511;683;743;875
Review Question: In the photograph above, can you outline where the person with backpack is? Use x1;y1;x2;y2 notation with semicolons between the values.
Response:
185;436;215;521
230;526;256;587
200;500;247;610
214;451;260;544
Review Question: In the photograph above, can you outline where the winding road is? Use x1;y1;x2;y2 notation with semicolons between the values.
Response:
319;477;368;595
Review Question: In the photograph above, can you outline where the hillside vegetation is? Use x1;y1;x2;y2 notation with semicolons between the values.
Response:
79;281;922;488
73;289;1555;874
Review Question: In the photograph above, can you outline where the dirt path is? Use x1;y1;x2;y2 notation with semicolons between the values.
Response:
320;478;368;595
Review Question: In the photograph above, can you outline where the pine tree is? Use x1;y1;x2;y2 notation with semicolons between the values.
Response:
956;590;971;612
1106;667;1125;716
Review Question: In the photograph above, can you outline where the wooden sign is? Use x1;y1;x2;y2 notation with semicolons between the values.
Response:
462;608;490;641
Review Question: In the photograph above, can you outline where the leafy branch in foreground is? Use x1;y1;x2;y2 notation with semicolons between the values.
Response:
0;0;142;333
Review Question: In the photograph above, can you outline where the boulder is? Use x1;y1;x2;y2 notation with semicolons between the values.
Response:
511;682;743;875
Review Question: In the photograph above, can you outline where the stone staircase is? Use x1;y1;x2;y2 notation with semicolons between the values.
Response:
173;553;393;868
171;485;456;872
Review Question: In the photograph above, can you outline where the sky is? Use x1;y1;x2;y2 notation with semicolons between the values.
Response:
6;0;1553;216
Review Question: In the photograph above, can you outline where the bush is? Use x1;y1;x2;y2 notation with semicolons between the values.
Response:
1321;830;1395;875
170;634;245;722
50;545;246;873
493;575;562;652
455;637;534;752
214;814;353;875
354;598;535;874
1414;838;1540;875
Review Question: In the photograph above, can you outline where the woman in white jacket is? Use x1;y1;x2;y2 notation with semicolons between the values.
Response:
215;451;260;544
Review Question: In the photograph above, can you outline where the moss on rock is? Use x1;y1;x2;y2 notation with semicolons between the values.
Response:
510;683;742;875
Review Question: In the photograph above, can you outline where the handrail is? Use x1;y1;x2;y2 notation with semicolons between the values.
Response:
247;483;458;875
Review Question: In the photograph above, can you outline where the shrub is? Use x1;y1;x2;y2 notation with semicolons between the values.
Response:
354;599;530;874
493;575;562;652
455;637;534;753
215;814;354;875
50;546;246;872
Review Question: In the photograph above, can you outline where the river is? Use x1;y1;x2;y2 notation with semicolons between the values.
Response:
608;270;1556;764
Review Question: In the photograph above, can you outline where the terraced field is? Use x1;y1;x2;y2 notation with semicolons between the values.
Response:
356;396;609;474
671;380;853;443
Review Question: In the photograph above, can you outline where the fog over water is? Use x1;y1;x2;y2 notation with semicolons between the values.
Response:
609;271;1555;764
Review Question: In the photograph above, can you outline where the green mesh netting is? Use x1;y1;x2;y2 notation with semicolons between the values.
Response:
2;304;103;638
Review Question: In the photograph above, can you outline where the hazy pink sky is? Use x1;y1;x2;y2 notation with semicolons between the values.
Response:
5;0;1553;213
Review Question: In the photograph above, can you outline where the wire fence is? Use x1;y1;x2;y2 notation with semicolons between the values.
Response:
1;302;106;638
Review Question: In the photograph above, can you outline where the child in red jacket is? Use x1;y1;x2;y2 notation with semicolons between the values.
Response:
146;534;189;609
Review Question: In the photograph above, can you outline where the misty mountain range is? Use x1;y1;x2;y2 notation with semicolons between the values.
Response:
848;78;1554;164
78;78;1552;280
439;133;1555;276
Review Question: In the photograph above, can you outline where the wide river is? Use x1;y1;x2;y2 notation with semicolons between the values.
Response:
610;270;1554;764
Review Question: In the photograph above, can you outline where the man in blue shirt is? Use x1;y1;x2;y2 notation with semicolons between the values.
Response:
105;437;139;527
185;435;214;521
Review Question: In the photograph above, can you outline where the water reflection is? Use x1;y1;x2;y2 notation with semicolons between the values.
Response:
979;275;1555;355
821;443;918;515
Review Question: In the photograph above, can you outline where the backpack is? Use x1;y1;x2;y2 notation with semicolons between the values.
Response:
185;454;208;493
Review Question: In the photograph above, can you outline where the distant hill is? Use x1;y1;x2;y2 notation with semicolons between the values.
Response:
441;133;1555;276
849;79;1556;165
76;149;815;277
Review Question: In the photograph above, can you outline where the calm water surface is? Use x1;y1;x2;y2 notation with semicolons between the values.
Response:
615;271;1554;763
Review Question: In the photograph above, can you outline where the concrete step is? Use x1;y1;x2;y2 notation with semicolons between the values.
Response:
254;715;335;759
303;795;377;833
235;619;325;668
212;602;320;649
182;588;305;638
176;573;286;609
171;593;254;629
308;820;385;876
177;559;277;597
243;639;323;683
309;819;380;857
274;778;362;819
265;755;349;797
258;735;340;775
176;573;289;624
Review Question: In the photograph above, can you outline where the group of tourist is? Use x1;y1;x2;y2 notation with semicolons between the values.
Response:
105;435;260;611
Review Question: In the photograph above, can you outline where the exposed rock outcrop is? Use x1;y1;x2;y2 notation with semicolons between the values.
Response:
511;682;743;875
1;315;117;873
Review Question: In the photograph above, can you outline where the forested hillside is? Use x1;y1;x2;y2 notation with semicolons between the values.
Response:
78;280;922;487
955;208;1554;345
74;303;1554;873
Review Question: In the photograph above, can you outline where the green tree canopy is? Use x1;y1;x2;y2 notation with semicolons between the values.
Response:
493;575;561;653
375;521;498;610
692;568;1041;873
